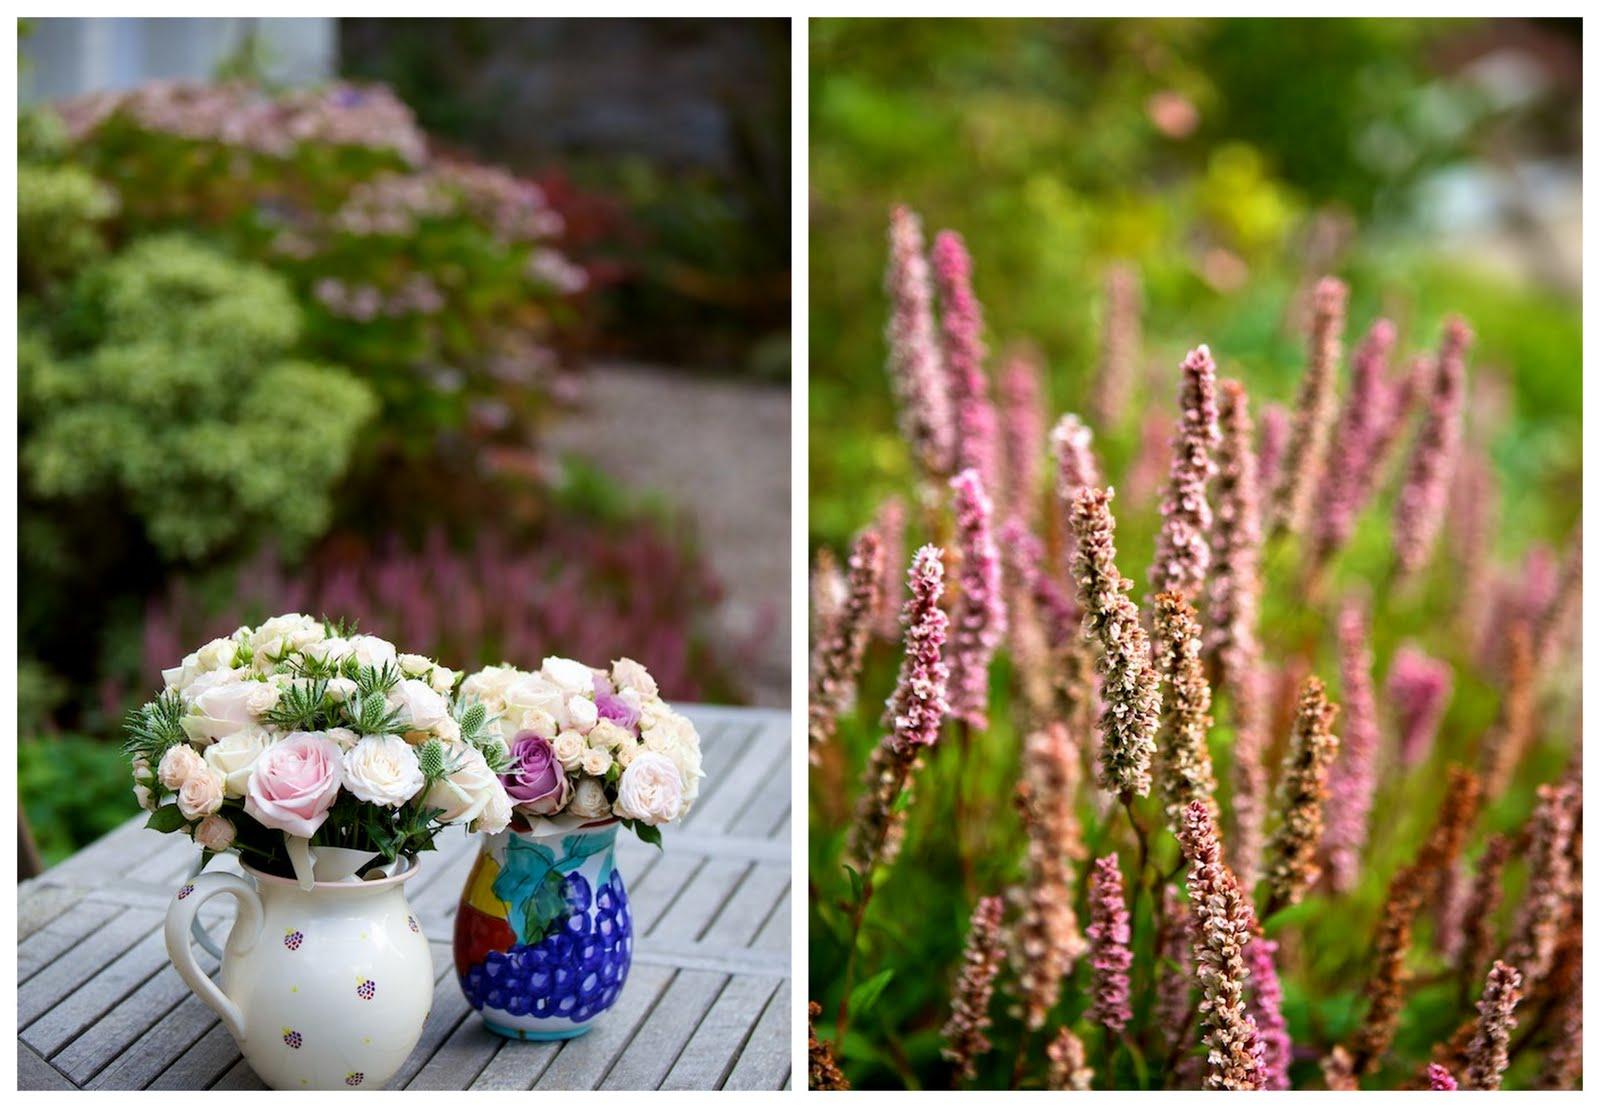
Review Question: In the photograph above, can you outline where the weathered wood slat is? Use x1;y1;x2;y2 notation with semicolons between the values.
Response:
727;743;793;840
17;884;84;943
87;994;220;1089
22;921;174;1057
701;863;790;949
680;725;771;834
648;857;750;940
146;1020;242;1090
599;968;727;1090
406;1006;503;1090
17;897;109;984
753;890;790;953
722;977;792;1091
18;1041;75;1090
383;941;469;1089
19;909;163;1027
624;851;703;935
52;949;218;1085
529;963;677;1091
212;1057;268;1090
660;973;781;1090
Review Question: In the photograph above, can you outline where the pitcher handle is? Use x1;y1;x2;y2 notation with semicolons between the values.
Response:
164;872;263;1042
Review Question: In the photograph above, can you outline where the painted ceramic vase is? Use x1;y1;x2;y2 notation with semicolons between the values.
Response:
453;820;633;1040
164;863;433;1090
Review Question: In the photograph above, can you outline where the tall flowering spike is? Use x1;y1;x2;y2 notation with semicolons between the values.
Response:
1462;961;1522;1091
1314;317;1398;563
1045;1026;1094;1091
1457;834;1511;989
884;205;955;478
999;518;1055;720
1070;487;1160;798
1479;622;1534;800
1003;518;1077;653
1125;409;1173;506
1177;800;1266;1091
884;545;951;753
1348;864;1425;1074
1323;597;1380;892
1412;767;1482;915
1533;526;1581;670
871;497;907;640
1271;276;1347;536
932;230;997;487
808;530;883;758
1011;722;1088;1030
1086;854;1133;1034
810;545;845;637
1387;645;1454;768
946;469;1007;729
1263;676;1341;913
1394;316;1471;577
1150;345;1220;602
997;345;1046;523
1505;781;1579;985
1255;402;1291;500
1153;592;1218;829
1448;446;1499;644
1427;1063;1459;1091
1092;261;1140;427
1246;933;1292;1090
807;1001;850;1090
1050;412;1103;574
940;895;1005;1082
1156;885;1194;1047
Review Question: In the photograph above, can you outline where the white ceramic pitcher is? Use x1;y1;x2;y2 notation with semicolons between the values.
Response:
164;861;434;1090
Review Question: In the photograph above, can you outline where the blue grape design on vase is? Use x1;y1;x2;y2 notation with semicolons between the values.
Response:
454;822;632;1040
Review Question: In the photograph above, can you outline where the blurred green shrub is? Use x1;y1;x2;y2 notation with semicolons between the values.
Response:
20;734;135;867
17;163;117;289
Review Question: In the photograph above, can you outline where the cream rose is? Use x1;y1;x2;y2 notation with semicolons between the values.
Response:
194;814;236;852
342;735;425;807
392;678;450;734
472;782;513;834
203;725;271;797
326;726;361;751
566;695;599;732
398;653;433;677
429;665;459;696
504;674;565;725
460;664;521;709
613;752;685;825
611;657;659;700
587;720;631;752
249;613;325;668
580;746;614;778
422;743;500;825
552;730;587;772
177;766;226;819
541;656;594;694
568;776;612;821
182;679;274;745
157;744;206;789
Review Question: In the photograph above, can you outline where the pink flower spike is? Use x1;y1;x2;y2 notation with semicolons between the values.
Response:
1323;597;1380;893
1387;646;1453;768
1394;316;1471;577
946;469;1007;729
884;205;955;479
1086;855;1133;1034
1150;345;1220;604
1427;1063;1459;1091
997;345;1046;523
885;545;951;752
932;230;998;489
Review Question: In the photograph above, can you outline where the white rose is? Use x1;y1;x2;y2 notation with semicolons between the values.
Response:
566;695;599;733
398;653;433;676
433;715;461;743
157;744;206;789
346;634;398;670
641;711;703;814
460;665;522;710
552;731;586;772
392;678;449;733
611;658;658;699
422;743;500;824
342;735;425;807
502;706;558;743
177;765;226;819
204;725;271;797
505;674;566;724
194;814;236;851
161;654;199;694
580;746;614;777
195;637;239;672
250;613;325;668
183;680;271;744
613;752;685;825
541;656;595;693
429;666;459;696
568;776;612;821
613;737;641;768
471;782;513;834
325;677;358;702
326;727;361;752
588;720;631;752
133;783;155;812
179;665;243;704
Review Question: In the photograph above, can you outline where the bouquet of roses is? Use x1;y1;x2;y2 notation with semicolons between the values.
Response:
125;613;514;879
455;656;704;846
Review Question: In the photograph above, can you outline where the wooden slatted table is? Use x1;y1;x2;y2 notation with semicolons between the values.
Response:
18;705;793;1091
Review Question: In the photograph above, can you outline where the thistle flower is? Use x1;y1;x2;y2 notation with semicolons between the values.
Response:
1314;317;1397;563
941;895;1006;1082
997;345;1046;522
1462;960;1521;1091
1092;261;1140;427
1457;834;1511;990
1011;722;1088;1030
870;497;907;640
932;230;997;487
1177;800;1266;1091
1387;646;1454;768
1153;592;1218;830
1045;1026;1094;1091
1427;1064;1459;1091
885;205;954;478
1149;345;1220;603
1246;932;1292;1090
947;469;1007;729
884;545;951;753
1086;854;1133;1034
1070;487;1160;799
1255;402;1291;500
1347;863;1425;1074
1323;597;1379;892
1478;622;1534;800
808;529;883;758
1394;316;1471;577
1271;276;1347;536
1505;781;1579;985
1263;676;1341;914
808;1001;850;1090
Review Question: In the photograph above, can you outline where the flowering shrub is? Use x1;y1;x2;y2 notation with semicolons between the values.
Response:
807;210;1580;1090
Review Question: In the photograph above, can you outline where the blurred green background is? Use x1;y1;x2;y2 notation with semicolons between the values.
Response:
808;17;1580;1090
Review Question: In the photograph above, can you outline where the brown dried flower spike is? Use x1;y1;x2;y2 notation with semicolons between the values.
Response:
1263;676;1341;915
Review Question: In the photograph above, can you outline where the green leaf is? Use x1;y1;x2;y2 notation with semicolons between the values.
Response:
847;968;894;1017
144;804;189;834
633;822;663;849
843;863;864;903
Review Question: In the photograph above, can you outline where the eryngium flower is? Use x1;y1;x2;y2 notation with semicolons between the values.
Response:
1387;645;1453;768
1246;933;1292;1090
1149;345;1220;602
1313;318;1397;563
884;545;951;752
1092;261;1140;428
1323;597;1380;893
1177;800;1266;1091
997;345;1046;521
932;230;998;488
808;529;883;758
808;1001;850;1090
884;205;954;479
1271;276;1347;536
1046;1026;1094;1091
941;895;1006;1082
1070;487;1160;799
1086;854;1134;1033
1462;960;1522;1091
1505;780;1579;985
1394;316;1471;577
1263;676;1341;913
1153;592;1218;830
947;469;1007;729
1427;1063;1459;1090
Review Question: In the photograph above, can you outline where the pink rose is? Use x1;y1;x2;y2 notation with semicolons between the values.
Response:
244;732;343;838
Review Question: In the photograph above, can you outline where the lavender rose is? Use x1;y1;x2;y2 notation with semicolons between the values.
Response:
501;731;573;815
